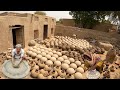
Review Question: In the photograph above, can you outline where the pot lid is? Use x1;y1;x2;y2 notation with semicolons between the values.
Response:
86;69;100;79
2;60;30;79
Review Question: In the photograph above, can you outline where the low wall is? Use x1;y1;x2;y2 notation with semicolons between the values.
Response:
55;25;120;48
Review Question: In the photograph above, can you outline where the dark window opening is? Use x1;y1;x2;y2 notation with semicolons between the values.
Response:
12;30;16;48
34;30;39;39
51;28;54;34
43;25;48;40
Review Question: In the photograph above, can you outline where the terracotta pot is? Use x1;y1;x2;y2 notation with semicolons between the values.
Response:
74;72;83;79
38;62;45;68
38;74;46;79
51;70;58;78
31;69;39;78
44;65;52;71
58;69;66;77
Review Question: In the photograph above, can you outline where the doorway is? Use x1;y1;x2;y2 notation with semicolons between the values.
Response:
34;30;39;39
11;25;24;48
43;25;48;40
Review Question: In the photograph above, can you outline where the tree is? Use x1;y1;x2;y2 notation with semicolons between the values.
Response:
108;11;120;25
69;11;110;29
69;11;120;28
34;11;46;15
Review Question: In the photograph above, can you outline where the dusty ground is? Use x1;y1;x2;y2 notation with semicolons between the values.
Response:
0;45;119;79
0;50;108;79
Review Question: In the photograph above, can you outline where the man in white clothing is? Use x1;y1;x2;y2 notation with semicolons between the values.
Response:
12;44;25;68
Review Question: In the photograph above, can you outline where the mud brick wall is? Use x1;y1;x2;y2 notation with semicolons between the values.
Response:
55;25;120;47
0;13;56;52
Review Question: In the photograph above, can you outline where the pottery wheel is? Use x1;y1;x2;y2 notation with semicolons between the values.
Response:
86;70;100;79
2;60;30;79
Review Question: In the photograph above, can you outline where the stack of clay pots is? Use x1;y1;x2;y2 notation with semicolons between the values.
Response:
25;44;86;79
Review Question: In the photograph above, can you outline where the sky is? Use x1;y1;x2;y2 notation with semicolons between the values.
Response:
0;11;72;21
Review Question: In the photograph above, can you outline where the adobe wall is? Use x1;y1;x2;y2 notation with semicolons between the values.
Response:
59;19;117;32
0;14;56;52
60;19;75;26
55;25;120;47
0;16;31;52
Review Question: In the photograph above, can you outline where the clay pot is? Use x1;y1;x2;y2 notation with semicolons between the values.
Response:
51;70;58;78
28;40;36;46
54;61;61;66
61;63;69;70
46;60;53;67
66;53;70;57
46;55;51;60
75;61;81;66
58;69;66;77
50;57;56;62
33;64;39;70
70;63;77;69
31;52;37;59
57;76;65;79
63;60;70;64
38;62;45;68
31;69;39;78
38;74;46;79
47;75;53;79
67;68;75;74
41;52;46;57
52;54;59;58
69;58;75;63
43;71;49;77
29;61;36;67
54;66;61;72
74;72;83;79
49;52;54;56
39;69;46;74
41;57;47;63
66;74;75;79
76;67;84;73
58;57;64;62
110;66;115;72
81;64;85;68
44;65;52;71
36;55;42;60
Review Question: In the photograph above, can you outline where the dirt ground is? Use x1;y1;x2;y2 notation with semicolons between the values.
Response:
0;43;119;79
0;50;108;79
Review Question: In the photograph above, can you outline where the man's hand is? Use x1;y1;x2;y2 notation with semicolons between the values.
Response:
21;56;26;60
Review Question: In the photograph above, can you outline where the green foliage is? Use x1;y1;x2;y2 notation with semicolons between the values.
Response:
69;11;120;29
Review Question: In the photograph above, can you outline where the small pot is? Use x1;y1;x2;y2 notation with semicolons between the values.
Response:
58;69;66;77
31;69;39;78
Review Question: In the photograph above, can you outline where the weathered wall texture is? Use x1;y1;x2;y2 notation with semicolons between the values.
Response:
60;19;75;26
0;13;56;52
55;25;120;47
59;19;118;32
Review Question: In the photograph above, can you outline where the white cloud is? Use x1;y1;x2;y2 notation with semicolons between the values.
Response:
0;11;72;21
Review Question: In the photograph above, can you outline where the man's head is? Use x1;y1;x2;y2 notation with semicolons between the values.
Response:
15;44;22;52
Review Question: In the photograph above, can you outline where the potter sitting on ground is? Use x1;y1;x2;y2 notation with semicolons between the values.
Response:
12;44;25;68
84;52;103;72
